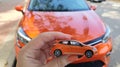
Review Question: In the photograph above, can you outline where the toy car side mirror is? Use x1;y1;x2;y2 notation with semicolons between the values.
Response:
15;5;24;14
90;5;96;10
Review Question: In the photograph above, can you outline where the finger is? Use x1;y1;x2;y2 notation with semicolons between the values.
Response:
28;32;72;50
44;55;72;67
39;32;72;42
18;32;72;65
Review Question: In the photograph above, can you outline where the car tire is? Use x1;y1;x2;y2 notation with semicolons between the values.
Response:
98;1;102;3
12;58;17;67
54;49;62;57
90;0;94;2
85;50;93;58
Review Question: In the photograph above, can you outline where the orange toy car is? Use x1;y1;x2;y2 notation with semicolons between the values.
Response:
14;0;112;67
50;40;97;58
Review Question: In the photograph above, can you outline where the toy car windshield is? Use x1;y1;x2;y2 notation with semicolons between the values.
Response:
59;40;83;46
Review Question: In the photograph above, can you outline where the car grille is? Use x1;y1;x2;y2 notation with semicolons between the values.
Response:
83;35;104;46
65;60;104;67
18;27;105;46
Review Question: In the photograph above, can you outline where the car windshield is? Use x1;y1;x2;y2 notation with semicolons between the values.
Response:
28;0;90;11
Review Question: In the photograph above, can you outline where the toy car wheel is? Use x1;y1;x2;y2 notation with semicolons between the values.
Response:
54;49;62;57
85;50;93;58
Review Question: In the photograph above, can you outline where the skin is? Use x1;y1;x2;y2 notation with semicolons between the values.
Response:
16;32;77;67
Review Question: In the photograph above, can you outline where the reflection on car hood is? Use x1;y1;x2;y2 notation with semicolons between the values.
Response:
21;10;106;42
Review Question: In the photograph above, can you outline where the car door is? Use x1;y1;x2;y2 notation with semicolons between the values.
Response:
69;42;84;55
62;44;72;54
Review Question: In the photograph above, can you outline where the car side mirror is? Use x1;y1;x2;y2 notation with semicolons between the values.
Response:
90;5;96;10
15;5;24;14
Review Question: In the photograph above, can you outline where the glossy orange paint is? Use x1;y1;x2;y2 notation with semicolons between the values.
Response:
22;11;40;38
22;11;106;42
15;0;112;67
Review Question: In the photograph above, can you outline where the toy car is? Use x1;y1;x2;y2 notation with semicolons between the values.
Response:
14;0;112;67
50;40;97;58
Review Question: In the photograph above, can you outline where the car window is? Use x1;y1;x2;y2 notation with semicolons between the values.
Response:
70;41;80;46
61;41;68;45
59;41;70;45
28;0;90;11
59;40;83;46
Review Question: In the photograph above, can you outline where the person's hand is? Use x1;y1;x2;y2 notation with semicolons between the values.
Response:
16;32;76;67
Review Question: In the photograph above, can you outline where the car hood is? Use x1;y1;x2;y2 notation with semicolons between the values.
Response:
21;10;106;42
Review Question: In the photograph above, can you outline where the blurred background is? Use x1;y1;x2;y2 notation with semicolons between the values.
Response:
0;0;120;67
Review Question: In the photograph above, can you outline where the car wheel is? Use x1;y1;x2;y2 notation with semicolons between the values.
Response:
54;49;62;57
85;50;93;58
12;58;17;67
98;1;102;3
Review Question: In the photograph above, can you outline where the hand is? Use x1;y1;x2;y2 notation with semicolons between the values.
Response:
16;32;76;67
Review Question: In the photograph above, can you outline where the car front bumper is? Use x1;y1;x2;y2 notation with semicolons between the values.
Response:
15;39;112;67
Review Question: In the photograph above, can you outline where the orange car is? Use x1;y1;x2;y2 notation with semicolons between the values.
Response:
14;0;112;67
50;40;97;58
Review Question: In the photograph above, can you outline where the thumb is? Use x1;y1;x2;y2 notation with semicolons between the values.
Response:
44;55;74;67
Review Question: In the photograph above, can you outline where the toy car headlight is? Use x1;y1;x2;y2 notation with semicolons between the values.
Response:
102;25;111;43
17;27;31;45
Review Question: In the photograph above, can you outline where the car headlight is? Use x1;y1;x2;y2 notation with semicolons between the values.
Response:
102;25;111;43
84;25;111;46
17;27;31;45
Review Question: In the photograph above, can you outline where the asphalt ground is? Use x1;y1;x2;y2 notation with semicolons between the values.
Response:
0;0;120;67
